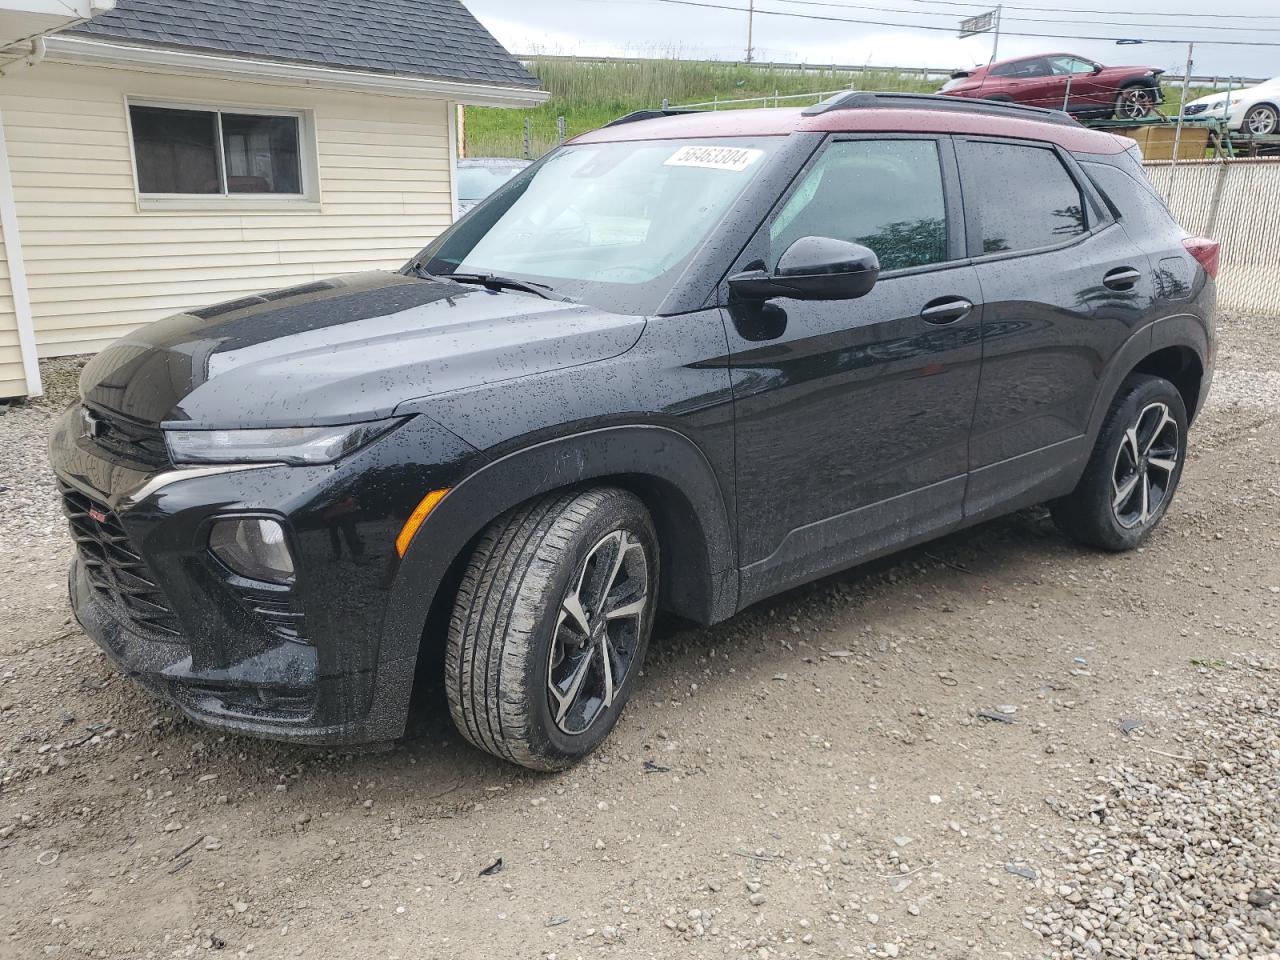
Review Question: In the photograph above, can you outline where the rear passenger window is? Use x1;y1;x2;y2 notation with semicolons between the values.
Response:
769;139;949;272
958;141;1088;254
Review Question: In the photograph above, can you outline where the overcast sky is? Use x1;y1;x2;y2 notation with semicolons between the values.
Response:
465;0;1280;80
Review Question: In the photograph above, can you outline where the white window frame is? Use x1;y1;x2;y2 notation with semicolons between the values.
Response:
125;96;322;211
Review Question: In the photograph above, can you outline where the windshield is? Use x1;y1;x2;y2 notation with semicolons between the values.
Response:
416;137;782;315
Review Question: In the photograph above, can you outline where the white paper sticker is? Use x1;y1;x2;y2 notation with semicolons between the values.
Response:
664;145;764;172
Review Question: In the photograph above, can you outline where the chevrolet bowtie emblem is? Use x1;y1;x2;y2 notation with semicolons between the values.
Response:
80;406;105;441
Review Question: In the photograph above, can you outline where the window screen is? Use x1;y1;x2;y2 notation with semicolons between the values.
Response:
130;105;303;196
769;139;949;272
958;141;1088;254
130;106;222;194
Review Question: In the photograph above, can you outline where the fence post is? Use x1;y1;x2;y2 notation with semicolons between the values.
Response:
661;98;669;110
1204;161;1229;239
1169;42;1194;176
557;115;566;144
522;117;531;160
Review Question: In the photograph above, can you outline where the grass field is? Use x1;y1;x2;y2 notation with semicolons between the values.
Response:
463;56;1225;158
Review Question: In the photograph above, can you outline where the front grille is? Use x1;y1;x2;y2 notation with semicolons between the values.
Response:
83;404;170;468
59;482;183;639
1184;103;1209;116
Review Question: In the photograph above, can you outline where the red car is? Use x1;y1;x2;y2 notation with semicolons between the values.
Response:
941;54;1164;120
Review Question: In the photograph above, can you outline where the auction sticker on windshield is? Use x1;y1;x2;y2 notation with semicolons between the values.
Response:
664;145;764;172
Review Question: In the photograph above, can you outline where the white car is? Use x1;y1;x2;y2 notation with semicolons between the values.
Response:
1182;76;1280;136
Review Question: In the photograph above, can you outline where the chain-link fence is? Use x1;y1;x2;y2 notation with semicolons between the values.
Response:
1145;158;1280;316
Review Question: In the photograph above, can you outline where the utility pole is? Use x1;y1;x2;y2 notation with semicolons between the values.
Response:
745;0;755;63
989;5;1002;64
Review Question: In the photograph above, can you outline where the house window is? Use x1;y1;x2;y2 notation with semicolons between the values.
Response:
129;103;306;197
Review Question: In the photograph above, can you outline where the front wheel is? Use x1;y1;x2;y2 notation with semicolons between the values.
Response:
1243;104;1279;136
1050;374;1188;552
445;487;658;770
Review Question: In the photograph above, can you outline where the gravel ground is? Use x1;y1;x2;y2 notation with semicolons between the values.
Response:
0;313;1276;960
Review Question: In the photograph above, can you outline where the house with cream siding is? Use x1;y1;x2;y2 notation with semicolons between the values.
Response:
0;0;544;400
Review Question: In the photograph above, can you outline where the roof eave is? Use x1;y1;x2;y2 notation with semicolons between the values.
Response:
42;35;547;106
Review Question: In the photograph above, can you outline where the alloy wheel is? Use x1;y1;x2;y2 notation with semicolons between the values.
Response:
547;529;649;735
1111;402;1180;530
1244;106;1278;136
1117;88;1153;120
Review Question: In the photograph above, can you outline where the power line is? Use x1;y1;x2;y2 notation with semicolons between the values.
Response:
759;0;1280;32
635;0;1280;46
793;0;1280;20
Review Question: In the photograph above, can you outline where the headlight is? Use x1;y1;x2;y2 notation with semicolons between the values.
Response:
209;518;295;584
165;419;403;465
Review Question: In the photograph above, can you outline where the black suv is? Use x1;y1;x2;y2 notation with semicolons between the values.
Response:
49;94;1217;770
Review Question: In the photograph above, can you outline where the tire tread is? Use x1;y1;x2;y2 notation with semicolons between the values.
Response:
446;486;650;770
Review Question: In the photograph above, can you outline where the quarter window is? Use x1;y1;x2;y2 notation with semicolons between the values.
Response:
130;104;304;196
958;141;1088;254
769;139;949;272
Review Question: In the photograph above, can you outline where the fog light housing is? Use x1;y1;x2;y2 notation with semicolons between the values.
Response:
209;518;295;585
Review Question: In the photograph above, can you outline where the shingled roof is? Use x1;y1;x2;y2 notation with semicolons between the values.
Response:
68;0;538;89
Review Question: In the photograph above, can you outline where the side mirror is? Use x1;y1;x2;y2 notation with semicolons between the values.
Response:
728;236;880;302
1091;63;1103;74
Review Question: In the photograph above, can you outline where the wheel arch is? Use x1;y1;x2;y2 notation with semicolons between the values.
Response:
1131;345;1204;424
1087;316;1210;447
378;425;739;695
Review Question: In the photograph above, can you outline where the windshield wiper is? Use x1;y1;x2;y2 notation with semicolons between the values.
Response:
407;262;573;302
448;272;560;300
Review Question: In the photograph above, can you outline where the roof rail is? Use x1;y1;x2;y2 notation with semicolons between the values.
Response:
604;108;698;128
801;91;1079;127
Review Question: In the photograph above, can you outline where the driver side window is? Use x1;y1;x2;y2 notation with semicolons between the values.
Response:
1049;56;1095;76
768;139;949;273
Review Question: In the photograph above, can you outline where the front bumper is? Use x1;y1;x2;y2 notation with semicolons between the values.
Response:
50;406;478;746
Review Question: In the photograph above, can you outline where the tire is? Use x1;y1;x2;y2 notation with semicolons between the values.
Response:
1114;84;1155;121
1243;104;1279;137
445;486;659;770
1050;374;1188;552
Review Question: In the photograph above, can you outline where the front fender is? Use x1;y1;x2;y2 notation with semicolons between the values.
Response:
378;425;739;684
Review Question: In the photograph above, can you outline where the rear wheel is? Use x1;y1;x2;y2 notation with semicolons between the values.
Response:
1050;374;1188;552
1115;85;1155;120
1243;104;1279;136
445;487;658;770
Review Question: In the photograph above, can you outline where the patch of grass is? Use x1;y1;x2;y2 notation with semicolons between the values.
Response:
464;57;938;158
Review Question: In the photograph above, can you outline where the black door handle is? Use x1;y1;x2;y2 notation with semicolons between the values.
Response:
920;297;974;325
1103;267;1142;291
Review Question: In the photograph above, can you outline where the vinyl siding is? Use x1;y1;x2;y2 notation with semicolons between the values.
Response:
0;221;23;399
0;62;454;359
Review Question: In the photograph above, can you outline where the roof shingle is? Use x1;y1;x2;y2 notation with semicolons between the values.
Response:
69;0;538;89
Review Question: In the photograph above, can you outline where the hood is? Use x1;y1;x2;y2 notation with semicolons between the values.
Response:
79;271;646;429
1187;91;1229;108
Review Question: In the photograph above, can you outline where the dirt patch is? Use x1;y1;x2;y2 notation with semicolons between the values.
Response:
1;315;1277;960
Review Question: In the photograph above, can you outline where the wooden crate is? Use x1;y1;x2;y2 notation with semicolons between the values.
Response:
1111;123;1211;160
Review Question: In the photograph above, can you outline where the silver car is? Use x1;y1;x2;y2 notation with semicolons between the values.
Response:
455;158;531;219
